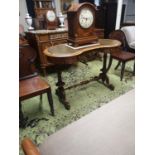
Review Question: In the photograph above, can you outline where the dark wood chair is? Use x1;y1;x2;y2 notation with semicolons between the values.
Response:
109;30;135;81
19;44;54;128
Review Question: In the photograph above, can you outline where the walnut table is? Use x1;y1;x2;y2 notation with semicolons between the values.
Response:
44;39;121;109
26;28;104;75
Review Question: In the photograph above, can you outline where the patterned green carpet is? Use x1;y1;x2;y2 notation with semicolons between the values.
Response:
19;59;134;155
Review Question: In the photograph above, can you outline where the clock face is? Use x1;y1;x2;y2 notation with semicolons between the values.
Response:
46;10;56;22
79;8;94;29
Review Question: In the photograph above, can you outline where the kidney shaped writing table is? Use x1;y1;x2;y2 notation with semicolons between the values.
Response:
44;39;121;110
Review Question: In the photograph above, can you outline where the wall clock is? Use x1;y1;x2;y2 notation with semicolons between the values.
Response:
67;2;98;47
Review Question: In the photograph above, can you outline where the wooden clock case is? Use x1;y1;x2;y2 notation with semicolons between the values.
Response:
33;0;58;30
67;2;98;47
45;10;58;30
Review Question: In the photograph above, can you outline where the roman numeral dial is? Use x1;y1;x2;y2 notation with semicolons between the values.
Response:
79;8;94;29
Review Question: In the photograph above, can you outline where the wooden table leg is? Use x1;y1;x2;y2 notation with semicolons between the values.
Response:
98;53;114;90
55;70;70;110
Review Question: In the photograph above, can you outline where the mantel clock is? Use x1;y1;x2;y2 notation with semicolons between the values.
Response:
67;2;98;47
33;0;58;29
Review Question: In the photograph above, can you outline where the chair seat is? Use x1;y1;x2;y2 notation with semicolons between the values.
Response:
20;76;50;100
111;51;135;61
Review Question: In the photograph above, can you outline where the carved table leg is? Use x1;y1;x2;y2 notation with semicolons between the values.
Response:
55;70;70;110
98;53;114;90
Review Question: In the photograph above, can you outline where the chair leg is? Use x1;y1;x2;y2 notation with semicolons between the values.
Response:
40;94;43;101
19;101;28;128
115;61;121;70
39;94;43;111
19;101;24;125
120;62;126;81
47;89;54;116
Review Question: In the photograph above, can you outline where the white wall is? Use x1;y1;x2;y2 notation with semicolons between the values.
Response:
54;0;78;15
116;0;135;29
123;0;135;22
19;0;28;31
115;0;123;29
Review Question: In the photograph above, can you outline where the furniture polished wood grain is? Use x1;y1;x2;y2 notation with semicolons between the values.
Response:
19;44;54;128
20;76;50;100
26;28;68;75
26;28;104;75
44;39;121;63
43;39;121;110
67;3;98;47
19;44;38;80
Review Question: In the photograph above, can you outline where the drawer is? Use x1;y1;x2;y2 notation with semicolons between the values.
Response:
49;33;68;40
37;35;49;42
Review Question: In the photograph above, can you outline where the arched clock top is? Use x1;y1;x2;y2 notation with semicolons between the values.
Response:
68;2;97;12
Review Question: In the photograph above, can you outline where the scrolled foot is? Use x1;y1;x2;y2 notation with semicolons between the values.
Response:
64;102;70;110
108;84;115;91
56;89;70;110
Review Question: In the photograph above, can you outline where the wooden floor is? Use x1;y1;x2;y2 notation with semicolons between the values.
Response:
39;89;135;155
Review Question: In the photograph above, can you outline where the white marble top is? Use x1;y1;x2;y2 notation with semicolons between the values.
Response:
26;28;68;34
